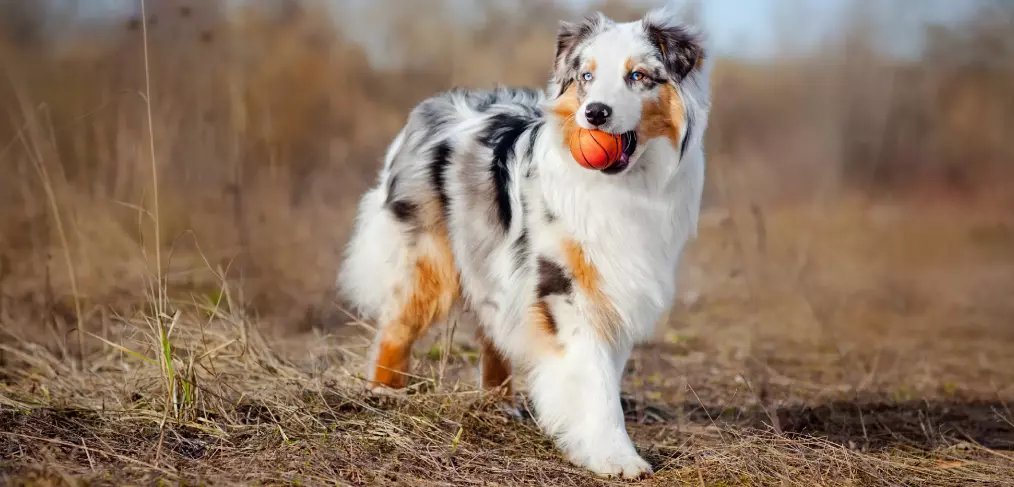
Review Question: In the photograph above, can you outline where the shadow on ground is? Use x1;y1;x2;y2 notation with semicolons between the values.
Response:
620;396;1014;451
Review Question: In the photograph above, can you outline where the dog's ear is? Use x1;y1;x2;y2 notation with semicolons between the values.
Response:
550;13;611;98
642;8;704;81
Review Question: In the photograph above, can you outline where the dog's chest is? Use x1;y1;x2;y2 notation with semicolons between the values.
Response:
534;182;687;335
588;204;679;328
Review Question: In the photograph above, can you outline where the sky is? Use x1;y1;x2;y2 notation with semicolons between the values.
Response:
70;0;984;59
601;0;983;59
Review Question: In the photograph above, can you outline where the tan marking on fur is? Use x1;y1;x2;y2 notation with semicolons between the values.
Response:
373;341;411;389
624;57;635;74
586;59;597;74
562;239;623;343
562;239;599;295
551;83;581;148
371;227;460;389
475;327;513;396
527;300;564;355
533;300;558;336
639;83;685;149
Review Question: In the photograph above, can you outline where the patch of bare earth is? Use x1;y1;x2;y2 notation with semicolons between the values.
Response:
2;202;1013;486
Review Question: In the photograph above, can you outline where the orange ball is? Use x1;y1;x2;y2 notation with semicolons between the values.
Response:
569;128;623;170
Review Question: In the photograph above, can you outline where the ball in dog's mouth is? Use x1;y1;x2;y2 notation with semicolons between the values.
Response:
601;131;638;175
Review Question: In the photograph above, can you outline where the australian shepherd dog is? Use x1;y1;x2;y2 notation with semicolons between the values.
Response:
338;7;710;479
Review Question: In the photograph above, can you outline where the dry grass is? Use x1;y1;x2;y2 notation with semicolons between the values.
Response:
3;202;1014;486
2;1;1014;485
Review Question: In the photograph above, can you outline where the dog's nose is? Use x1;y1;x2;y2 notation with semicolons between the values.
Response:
584;102;612;127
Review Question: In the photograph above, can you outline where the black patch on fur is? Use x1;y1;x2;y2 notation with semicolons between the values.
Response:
643;20;703;81
680;110;693;158
388;200;418;223
557;79;574;97
512;229;529;271
480;113;533;231
537;257;572;298
570;56;582;73
524;121;543;165
429;142;453;217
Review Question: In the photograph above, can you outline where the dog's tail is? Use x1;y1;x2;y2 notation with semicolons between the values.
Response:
377;126;408;194
382;127;407;172
338;126;411;318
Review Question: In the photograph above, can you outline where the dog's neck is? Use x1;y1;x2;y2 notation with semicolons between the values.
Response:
532;120;697;254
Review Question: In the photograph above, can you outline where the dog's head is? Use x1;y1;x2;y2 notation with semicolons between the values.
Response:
548;8;706;174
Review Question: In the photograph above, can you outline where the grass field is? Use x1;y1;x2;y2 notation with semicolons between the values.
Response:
2;1;1014;485
3;199;1013;486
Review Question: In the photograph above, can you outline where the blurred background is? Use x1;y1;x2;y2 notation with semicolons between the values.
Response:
1;0;1012;346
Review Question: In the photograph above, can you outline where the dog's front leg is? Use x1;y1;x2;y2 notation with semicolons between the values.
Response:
528;335;650;479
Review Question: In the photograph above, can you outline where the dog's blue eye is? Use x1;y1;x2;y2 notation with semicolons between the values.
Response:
582;72;593;81
629;71;645;81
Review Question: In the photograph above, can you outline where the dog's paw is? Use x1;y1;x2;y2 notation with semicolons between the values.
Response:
366;383;407;397
571;451;653;479
499;403;524;420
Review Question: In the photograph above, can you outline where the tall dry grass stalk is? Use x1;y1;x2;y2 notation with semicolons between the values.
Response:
139;0;165;321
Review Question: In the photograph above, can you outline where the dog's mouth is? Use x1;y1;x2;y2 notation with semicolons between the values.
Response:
601;131;638;175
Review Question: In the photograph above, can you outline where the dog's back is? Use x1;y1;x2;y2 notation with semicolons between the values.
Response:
338;85;542;331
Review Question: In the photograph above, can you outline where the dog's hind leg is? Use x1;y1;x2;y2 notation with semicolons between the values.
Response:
369;225;457;391
475;326;513;396
339;185;459;391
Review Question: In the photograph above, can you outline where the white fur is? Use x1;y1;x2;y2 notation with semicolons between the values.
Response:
338;8;710;479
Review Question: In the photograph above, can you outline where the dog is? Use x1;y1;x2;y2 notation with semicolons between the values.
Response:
338;7;710;479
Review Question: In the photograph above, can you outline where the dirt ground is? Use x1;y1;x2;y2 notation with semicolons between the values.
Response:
2;1;1014;485
2;200;1013;486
